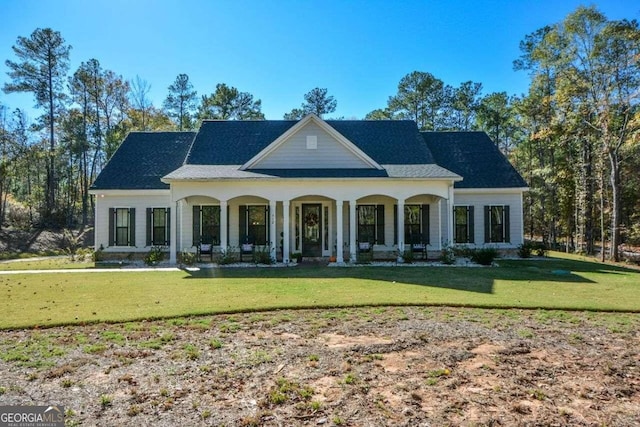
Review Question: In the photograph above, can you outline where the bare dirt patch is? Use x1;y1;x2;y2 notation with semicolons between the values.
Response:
0;307;638;426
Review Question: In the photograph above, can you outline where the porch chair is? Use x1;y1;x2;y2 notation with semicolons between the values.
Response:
197;240;214;262
357;240;373;263
240;236;254;262
410;235;427;260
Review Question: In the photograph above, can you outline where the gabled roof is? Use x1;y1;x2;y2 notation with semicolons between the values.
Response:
241;114;383;170
90;132;195;190
185;118;437;166
422;132;528;189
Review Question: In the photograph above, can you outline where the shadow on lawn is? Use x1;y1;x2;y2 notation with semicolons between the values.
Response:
181;257;617;294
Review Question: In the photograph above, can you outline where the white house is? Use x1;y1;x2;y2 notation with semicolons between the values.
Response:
89;114;528;264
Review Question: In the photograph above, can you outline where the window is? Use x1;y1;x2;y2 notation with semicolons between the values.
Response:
357;205;384;245
394;204;429;245
147;208;170;246
109;207;135;247
484;205;510;243
454;206;474;244
192;206;220;246
240;205;268;245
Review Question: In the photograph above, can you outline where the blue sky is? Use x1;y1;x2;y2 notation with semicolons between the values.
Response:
0;0;636;121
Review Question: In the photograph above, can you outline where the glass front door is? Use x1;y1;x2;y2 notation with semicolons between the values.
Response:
302;204;322;257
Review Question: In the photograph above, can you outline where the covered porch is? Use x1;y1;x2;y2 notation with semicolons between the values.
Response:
167;179;456;264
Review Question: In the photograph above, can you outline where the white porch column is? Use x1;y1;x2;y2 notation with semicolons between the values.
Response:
283;200;290;263
397;199;405;252
438;199;442;250
336;200;344;263
269;200;277;259
169;200;178;264
349;200;357;262
220;200;228;249
447;185;455;245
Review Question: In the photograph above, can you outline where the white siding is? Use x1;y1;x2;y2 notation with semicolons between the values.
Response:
252;122;371;169
95;193;170;252
453;191;524;247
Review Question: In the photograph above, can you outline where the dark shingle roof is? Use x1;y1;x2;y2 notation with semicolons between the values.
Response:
90;132;195;190
186;119;435;165
422;132;528;189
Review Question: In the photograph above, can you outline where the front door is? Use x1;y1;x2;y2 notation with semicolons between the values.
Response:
302;204;322;257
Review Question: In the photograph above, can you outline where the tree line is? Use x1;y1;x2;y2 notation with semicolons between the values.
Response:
1;5;638;261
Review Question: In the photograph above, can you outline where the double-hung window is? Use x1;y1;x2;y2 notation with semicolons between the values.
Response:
192;205;220;245
394;204;429;245
357;205;385;245
109;207;135;247
454;206;474;244
146;208;170;246
240;205;268;245
484;205;510;243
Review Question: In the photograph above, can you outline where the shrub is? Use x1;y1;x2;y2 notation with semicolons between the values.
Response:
178;251;197;266
517;242;533;258
217;247;238;265
439;244;456;264
290;252;302;263
401;249;414;264
144;246;165;265
469;247;499;265
254;246;274;265
533;242;548;257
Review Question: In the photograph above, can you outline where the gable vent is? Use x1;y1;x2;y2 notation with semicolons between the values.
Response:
306;135;317;150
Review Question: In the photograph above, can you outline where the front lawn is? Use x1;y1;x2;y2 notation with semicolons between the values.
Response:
1;254;638;329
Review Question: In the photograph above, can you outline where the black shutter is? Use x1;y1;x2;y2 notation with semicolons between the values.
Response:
239;205;247;244
376;205;385;245
166;207;171;246
421;204;430;244
393;205;398;245
146;208;152;246
192;206;200;246
504;206;510;243
108;208;115;246
226;204;230;247
129;208;136;247
468;206;475;243
484;206;490;243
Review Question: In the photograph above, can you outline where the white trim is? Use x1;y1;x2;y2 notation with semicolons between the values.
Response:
89;189;169;196
240;114;384;171
454;187;528;194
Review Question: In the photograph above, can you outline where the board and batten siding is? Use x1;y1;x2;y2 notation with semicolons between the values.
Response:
95;193;170;251
251;122;372;169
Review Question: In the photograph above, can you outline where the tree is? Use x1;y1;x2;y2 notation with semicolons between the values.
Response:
476;92;518;154
284;87;337;119
449;81;483;131
197;83;264;120
364;108;394;120
387;71;449;130
514;5;640;261
130;75;152;131
3;28;71;220
163;73;197;130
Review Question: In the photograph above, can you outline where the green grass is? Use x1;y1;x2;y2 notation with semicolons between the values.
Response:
0;253;639;328
0;257;93;270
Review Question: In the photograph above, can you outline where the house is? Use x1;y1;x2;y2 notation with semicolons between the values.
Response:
89;114;528;263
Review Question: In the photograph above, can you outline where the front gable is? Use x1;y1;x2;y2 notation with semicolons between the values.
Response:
241;114;383;170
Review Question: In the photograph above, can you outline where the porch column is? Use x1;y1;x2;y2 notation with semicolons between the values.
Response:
336;200;344;263
269;200;277;260
220;200;228;249
283;200;290;263
447;185;455;245
349;200;357;262
438;199;442;250
169;200;178;264
397;199;405;252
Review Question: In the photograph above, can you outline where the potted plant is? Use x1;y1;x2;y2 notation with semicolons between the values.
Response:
290;252;303;263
